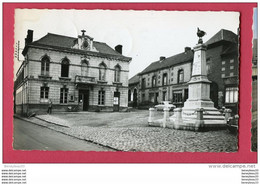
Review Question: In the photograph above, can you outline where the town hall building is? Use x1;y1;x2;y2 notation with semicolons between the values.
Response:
14;30;132;115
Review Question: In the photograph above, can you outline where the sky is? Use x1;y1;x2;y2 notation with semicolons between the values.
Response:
14;9;239;78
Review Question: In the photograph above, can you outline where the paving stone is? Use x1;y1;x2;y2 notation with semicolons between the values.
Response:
29;111;238;152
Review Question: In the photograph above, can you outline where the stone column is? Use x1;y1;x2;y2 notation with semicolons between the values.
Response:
174;108;183;129
163;107;169;128
148;108;155;124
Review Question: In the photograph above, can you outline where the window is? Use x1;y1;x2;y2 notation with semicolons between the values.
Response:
152;76;156;87
173;90;183;103
177;69;184;83
225;87;238;103
221;74;225;78
99;63;106;81
222;61;226;65
141;78;146;89
98;89;105;105
142;93;145;102
230;72;234;76
162;73;167;86
40;87;49;99
61;58;69;77
114;65;121;82
60;88;68;103
81;60;88;76
41;55;50;76
230;66;234;70
221;67;225;71
230;59;234;63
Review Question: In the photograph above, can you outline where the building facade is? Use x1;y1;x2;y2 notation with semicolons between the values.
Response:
132;29;239;113
14;30;131;115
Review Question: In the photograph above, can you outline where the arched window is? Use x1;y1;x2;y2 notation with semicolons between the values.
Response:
177;69;184;83
81;60;88;76
114;65;121;82
99;63;106;81
61;58;69;77
41;55;50;76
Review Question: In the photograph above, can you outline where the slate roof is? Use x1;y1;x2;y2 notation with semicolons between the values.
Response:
221;44;238;55
129;74;140;85
205;29;237;46
25;33;129;59
139;50;194;75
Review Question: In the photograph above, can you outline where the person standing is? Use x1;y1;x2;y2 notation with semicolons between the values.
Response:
47;99;53;114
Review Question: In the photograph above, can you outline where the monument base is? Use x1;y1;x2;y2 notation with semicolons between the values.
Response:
169;104;226;131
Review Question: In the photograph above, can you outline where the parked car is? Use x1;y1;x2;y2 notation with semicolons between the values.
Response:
154;101;176;111
227;114;239;133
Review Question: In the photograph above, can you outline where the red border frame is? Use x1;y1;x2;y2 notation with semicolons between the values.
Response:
3;3;257;163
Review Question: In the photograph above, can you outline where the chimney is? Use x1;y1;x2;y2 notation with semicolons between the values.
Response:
185;47;191;52
25;30;33;45
115;45;122;54
160;56;166;60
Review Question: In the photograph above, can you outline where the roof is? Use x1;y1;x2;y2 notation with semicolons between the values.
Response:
24;33;130;60
221;44;238;55
205;29;238;46
129;74;139;85
139;50;194;75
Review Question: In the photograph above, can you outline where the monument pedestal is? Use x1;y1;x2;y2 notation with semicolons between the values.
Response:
170;43;226;130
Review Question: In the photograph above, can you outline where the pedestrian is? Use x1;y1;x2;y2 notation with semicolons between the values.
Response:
47;100;53;114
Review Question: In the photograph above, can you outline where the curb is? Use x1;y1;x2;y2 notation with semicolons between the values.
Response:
34;116;70;128
13;115;119;151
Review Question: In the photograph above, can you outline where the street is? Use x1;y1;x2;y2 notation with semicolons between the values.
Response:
13;117;113;151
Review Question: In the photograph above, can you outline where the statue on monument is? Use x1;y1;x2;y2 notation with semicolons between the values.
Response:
197;27;206;44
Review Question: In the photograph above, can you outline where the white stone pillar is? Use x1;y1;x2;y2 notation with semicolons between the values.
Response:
174;108;183;129
163;107;169;128
148;108;155;124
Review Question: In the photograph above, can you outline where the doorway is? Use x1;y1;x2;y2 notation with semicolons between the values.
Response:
113;91;120;111
79;90;89;111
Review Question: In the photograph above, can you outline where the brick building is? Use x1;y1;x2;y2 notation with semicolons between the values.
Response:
131;29;239;113
14;30;131;115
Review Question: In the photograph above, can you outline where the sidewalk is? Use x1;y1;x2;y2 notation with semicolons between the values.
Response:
13;112;238;152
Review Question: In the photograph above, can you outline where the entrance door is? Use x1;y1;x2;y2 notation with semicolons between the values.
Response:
79;90;89;111
155;93;159;104
113;91;120;111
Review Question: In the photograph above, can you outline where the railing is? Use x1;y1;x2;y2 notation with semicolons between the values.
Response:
75;75;96;84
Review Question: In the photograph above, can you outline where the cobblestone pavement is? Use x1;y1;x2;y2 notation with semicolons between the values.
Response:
31;110;237;152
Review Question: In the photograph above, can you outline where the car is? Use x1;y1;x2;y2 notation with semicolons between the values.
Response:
227;114;239;133
154;101;176;111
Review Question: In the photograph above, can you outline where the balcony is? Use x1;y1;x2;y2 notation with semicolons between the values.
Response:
75;75;96;84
